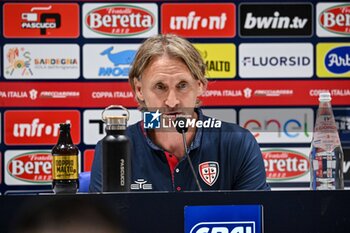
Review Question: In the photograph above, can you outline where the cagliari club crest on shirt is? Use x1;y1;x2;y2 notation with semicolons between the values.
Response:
199;161;219;186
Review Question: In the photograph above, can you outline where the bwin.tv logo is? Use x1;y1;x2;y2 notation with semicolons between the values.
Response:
144;110;162;129
190;221;255;233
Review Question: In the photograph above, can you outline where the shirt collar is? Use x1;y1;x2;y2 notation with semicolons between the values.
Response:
139;108;203;152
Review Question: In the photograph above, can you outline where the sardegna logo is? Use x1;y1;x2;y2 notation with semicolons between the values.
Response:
317;3;350;37
5;150;52;185
4;110;80;145
83;3;158;38
262;148;310;182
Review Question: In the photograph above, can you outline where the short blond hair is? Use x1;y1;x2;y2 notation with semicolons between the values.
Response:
129;34;207;107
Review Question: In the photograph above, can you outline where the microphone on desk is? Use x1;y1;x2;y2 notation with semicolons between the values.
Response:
175;117;203;192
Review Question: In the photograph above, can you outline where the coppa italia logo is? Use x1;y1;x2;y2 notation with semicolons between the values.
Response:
317;3;350;37
5;110;80;145
262;149;310;181
5;151;52;185
83;3;158;38
194;44;236;79
161;3;235;38
3;3;79;38
240;3;312;37
317;43;350;78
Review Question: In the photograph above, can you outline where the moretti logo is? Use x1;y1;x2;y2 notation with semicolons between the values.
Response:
83;44;139;79
5;151;53;185
317;3;350;37
317;43;350;78
239;3;312;37
161;3;235;38
3;3;79;38
83;3;158;38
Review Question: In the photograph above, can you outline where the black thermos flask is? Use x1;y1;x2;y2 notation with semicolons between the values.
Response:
101;105;131;192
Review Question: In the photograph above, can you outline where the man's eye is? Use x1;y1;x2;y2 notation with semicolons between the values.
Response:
155;84;166;90
177;82;188;89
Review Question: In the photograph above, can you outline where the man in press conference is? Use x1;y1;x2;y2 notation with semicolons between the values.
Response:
89;34;270;192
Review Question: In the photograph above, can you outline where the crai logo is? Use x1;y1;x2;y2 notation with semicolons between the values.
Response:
143;109;222;130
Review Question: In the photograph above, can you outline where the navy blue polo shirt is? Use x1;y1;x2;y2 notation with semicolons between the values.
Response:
89;109;270;192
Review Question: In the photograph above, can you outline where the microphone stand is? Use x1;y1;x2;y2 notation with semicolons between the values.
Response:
181;129;203;192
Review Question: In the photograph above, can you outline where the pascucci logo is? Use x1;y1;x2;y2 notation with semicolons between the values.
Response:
85;5;155;36
21;5;61;35
325;46;350;74
319;4;350;35
143;110;222;129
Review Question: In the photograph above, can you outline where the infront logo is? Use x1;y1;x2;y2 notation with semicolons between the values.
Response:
161;3;235;38
5;110;80;145
190;222;255;233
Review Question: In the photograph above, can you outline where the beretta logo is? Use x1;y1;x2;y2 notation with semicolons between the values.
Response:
317;3;350;37
262;149;310;181
161;3;235;38
6;151;52;185
4;110;80;145
240;3;312;37
3;3;79;38
83;3;158;38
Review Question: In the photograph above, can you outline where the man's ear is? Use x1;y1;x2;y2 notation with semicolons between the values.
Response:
197;80;207;97
134;78;144;101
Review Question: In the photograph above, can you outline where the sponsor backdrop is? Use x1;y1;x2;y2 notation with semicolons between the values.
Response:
0;0;349;194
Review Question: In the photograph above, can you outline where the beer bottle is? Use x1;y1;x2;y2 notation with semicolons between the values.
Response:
52;123;79;194
101;105;131;192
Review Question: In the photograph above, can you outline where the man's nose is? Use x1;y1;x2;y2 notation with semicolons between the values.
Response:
165;90;180;108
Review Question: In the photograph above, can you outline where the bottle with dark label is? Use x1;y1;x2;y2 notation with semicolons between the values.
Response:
101;105;131;192
310;92;344;190
52;123;79;194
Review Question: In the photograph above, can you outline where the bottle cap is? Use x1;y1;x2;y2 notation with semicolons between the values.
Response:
319;92;331;102
105;116;127;126
59;123;71;130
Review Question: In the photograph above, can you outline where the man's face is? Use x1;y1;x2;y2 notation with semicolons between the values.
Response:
134;55;205;117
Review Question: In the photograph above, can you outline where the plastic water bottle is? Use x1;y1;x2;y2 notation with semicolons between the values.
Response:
101;105;131;192
310;92;344;190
